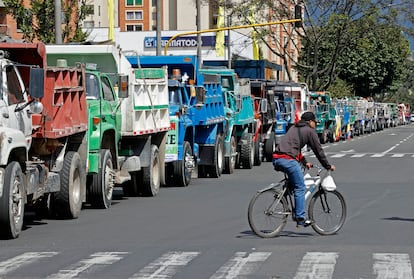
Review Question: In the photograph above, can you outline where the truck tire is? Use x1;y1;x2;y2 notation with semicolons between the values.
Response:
89;149;114;209
264;135;275;162
223;136;236;174
53;151;84;219
253;135;262;166
142;144;161;196
207;134;224;178
0;162;24;239
240;133;254;169
174;141;193;186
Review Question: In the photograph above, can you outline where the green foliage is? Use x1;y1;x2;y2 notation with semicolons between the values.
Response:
3;0;91;43
327;78;354;99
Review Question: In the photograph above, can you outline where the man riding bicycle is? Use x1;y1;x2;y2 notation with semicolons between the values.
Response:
272;111;336;227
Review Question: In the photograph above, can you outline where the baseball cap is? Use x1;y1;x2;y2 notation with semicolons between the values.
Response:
301;111;319;123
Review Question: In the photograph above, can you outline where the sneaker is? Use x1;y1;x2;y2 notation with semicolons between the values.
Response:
296;219;314;228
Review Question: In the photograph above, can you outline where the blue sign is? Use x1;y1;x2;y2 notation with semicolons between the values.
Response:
144;36;228;48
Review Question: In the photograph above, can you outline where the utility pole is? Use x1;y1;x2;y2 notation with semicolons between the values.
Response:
196;0;202;66
54;0;62;44
156;0;162;55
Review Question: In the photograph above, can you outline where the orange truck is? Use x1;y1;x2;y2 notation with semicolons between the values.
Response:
0;41;88;239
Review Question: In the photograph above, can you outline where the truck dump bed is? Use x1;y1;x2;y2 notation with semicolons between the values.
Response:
32;65;88;139
122;68;170;135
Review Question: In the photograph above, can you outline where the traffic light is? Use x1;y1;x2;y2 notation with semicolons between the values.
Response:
294;5;302;28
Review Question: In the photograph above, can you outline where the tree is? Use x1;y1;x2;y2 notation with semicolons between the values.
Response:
3;0;92;43
224;0;414;99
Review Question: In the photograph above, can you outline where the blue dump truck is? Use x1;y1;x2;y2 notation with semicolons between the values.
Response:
126;55;227;184
199;67;256;174
203;60;281;163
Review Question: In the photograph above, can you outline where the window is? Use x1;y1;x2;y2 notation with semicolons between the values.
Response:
126;24;143;31
86;5;94;15
102;77;115;102
6;66;24;105
126;0;142;6
86;73;100;99
84;21;95;28
126;11;143;20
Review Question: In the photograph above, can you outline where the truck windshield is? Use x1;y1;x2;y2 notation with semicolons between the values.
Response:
169;87;181;105
86;73;100;99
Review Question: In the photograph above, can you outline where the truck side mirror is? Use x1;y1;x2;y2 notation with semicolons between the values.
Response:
195;86;205;106
29;68;44;99
118;75;129;98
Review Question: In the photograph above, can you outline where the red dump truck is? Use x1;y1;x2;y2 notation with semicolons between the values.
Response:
0;41;88;239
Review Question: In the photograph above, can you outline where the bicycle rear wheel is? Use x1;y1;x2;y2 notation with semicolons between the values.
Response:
308;189;346;235
247;188;289;238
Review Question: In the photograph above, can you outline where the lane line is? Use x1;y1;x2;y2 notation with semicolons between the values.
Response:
373;253;413;279
129;251;199;279
293;252;338;279
0;252;58;276
210;252;271;279
47;252;128;279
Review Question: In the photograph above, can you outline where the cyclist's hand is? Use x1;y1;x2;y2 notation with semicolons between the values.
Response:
306;162;313;169
329;165;336;171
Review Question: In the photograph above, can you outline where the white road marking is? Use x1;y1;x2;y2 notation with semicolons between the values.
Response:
47;252;128;279
129;251;199;279
391;154;405;157
0;252;58;275
373;253;413;279
371;153;385;157
293;252;338;279
210;252;271;279
330;154;346;158
351;153;366;157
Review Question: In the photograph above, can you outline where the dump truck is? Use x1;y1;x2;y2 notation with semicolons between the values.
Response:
0;41;88;239
249;80;278;164
45;44;170;199
309;91;337;143
199;67;256;173
46;46;122;208
126;55;227;182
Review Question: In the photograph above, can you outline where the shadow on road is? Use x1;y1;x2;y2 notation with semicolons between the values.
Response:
383;217;414;222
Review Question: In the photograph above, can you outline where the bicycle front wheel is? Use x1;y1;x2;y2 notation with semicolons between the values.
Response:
247;189;289;238
308;189;346;235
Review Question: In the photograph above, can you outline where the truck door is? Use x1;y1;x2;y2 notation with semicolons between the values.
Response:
4;65;32;144
101;75;121;136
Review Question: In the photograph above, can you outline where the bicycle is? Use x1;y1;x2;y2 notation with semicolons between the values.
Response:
247;165;346;238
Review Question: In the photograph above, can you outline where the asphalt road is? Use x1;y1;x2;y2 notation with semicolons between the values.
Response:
1;124;414;279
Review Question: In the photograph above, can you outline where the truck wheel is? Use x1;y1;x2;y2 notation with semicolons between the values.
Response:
208;134;224;178
264;135;275;162
223;136;236;174
53;151;84;219
0;162;24;239
142;145;161;196
253;135;261;166
241;133;254;169
174;141;193;186
89;150;114;209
